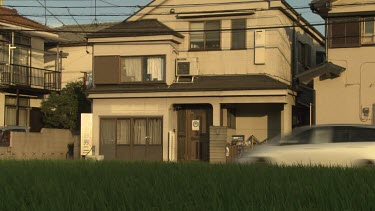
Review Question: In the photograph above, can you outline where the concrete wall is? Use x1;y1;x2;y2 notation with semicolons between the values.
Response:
0;128;80;159
315;46;375;124
234;104;283;142
0;93;4;126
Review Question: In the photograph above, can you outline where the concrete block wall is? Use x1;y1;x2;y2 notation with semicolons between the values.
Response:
0;128;80;160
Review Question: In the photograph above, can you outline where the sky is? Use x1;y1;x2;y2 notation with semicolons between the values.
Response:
3;0;324;33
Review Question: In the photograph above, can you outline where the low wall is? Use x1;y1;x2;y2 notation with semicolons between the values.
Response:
0;128;80;160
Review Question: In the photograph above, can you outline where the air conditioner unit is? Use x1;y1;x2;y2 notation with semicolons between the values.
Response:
176;58;199;76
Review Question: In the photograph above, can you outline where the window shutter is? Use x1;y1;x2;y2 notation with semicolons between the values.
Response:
330;19;346;48
345;18;360;47
94;56;120;84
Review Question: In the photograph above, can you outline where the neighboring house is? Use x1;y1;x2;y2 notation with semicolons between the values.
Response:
0;7;60;132
45;22;118;87
87;0;324;162
306;0;375;124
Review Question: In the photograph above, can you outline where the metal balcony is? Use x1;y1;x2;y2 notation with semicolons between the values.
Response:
0;63;61;95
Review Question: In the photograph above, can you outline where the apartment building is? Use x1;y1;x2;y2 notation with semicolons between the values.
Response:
0;7;60;131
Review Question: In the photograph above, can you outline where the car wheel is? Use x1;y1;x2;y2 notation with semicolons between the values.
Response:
254;157;272;165
358;159;375;168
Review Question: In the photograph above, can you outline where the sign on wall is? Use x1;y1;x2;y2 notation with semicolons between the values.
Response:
81;113;93;156
192;120;200;131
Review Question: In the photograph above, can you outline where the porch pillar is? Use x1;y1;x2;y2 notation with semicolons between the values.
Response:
211;103;221;126
281;94;294;136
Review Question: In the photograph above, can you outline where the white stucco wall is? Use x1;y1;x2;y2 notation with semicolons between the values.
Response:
315;46;375;124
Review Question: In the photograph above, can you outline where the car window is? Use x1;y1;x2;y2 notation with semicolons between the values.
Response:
281;129;312;144
332;126;351;143
349;127;375;142
310;127;333;144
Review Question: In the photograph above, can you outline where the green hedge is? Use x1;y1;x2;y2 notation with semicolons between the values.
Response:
0;160;373;210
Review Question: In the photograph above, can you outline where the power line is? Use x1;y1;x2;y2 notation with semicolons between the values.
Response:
4;1;375;9
66;7;87;41
34;0;65;26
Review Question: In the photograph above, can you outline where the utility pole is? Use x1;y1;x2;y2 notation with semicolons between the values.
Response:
44;0;47;26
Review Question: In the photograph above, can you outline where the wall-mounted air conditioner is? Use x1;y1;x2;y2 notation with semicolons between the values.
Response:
176;58;199;77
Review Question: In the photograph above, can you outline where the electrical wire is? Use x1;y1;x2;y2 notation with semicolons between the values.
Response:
34;0;66;26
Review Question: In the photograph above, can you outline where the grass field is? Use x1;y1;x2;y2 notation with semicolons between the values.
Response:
0;160;374;210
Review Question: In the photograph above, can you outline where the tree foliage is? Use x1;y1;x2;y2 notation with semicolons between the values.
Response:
41;81;91;131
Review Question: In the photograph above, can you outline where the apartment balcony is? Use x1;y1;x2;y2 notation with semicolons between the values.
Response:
0;63;61;96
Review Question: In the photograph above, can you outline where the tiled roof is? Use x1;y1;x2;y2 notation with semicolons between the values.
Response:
89;75;289;94
88;19;184;38
55;22;119;44
0;7;54;32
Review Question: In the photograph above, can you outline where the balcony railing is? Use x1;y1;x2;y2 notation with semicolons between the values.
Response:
0;63;61;91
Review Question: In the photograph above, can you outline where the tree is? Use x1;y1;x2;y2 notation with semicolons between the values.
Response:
41;81;91;131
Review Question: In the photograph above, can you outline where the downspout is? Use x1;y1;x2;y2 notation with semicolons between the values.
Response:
325;17;329;61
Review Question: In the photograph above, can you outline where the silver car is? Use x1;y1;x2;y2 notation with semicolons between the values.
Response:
237;125;375;167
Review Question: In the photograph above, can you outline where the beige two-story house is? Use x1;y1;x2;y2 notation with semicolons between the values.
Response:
0;7;60;132
87;0;324;162
306;0;375;124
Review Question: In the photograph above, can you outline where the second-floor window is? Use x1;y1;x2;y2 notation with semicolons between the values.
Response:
363;17;375;44
120;56;165;82
297;41;312;73
330;18;360;48
231;19;246;49
0;41;8;64
190;21;220;50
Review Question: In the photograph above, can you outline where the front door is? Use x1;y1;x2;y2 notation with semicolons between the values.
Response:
177;105;212;162
99;117;163;161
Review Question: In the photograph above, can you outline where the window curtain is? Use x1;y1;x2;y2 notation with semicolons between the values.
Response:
190;22;204;49
100;119;116;145
0;42;8;64
13;46;29;66
18;108;28;127
206;21;220;49
147;57;163;81
363;18;375;44
133;119;146;145
117;119;131;145
147;118;162;145
5;107;16;126
122;57;142;82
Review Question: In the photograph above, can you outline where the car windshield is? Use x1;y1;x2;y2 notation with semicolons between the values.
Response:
267;127;311;145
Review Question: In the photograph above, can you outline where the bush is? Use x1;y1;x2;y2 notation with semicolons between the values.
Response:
41;81;91;131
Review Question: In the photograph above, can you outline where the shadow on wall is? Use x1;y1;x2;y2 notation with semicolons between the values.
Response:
234;103;283;141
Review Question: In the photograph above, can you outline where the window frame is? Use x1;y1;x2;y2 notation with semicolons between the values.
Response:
231;19;247;50
189;20;221;51
329;17;368;48
4;95;30;127
297;41;312;73
362;17;375;45
120;55;166;84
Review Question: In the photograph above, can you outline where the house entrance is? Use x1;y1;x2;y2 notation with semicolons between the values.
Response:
176;104;212;162
99;117;163;161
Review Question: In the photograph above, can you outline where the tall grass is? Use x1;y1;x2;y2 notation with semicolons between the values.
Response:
0;160;373;210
